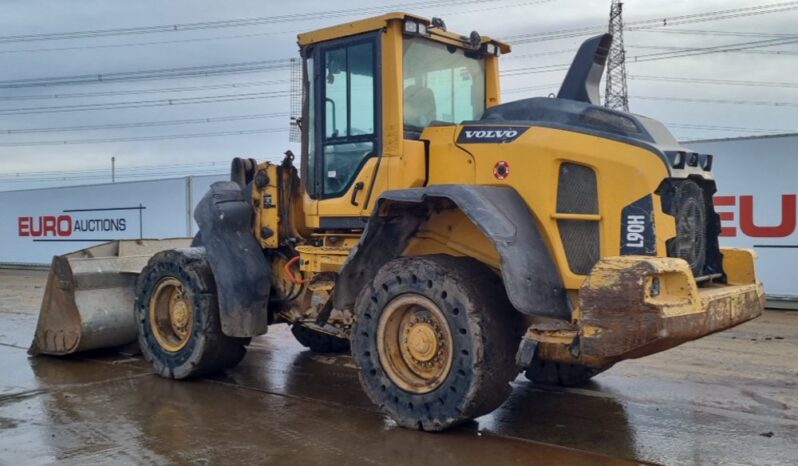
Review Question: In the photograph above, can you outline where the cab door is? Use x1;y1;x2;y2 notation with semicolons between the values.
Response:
304;32;381;229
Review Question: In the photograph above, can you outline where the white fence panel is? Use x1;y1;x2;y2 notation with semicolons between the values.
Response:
1;178;189;265
687;135;798;299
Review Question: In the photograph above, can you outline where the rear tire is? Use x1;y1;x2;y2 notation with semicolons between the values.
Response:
291;324;350;353
136;248;248;379
352;255;521;431
524;358;610;387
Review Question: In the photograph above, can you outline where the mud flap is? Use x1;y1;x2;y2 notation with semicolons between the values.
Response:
194;181;271;337
334;185;570;319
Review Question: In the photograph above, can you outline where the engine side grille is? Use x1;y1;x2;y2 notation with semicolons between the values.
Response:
557;163;600;275
557;163;599;214
558;220;601;275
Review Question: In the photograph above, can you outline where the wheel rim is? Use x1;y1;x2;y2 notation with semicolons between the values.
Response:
377;294;453;394
149;277;194;352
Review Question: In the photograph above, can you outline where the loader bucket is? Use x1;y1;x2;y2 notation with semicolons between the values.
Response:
28;238;192;356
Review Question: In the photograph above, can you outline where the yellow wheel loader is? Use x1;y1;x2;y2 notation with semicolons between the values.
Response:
30;12;764;431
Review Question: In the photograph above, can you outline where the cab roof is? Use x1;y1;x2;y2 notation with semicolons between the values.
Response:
297;12;511;54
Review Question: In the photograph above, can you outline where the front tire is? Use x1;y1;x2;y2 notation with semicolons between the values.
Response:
136;248;248;379
352;255;521;431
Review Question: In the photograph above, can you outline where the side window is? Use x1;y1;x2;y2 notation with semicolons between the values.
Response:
321;40;377;197
324;48;347;139
304;56;317;194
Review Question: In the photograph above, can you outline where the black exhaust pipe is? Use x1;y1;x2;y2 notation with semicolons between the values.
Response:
557;34;613;105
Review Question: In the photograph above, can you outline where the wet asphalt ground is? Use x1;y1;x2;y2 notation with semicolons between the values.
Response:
0;268;796;466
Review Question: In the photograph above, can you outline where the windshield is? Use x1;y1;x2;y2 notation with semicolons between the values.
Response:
403;37;486;131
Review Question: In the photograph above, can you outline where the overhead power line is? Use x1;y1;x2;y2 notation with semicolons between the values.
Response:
504;1;798;44
0;0;555;55
0;0;499;44
501;35;798;76
5;2;793;91
501;63;571;76
0;127;287;147
506;40;798;61
0;169;232;184
1;112;288;134
0;160;232;179
0;30;294;55
0;90;289;115
0;59;292;89
628;75;798;89
634;28;798;39
632;95;798;107
0;79;289;102
627;36;798;62
666;122;795;134
629;44;798;56
502;83;560;94
626;1;798;28
0;157;295;184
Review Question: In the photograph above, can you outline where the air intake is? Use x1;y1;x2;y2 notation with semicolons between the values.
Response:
557;163;600;275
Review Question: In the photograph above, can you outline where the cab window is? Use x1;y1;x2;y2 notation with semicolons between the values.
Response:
403;37;485;134
320;40;377;197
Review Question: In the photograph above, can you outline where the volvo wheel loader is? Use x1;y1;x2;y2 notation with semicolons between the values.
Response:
30;12;764;431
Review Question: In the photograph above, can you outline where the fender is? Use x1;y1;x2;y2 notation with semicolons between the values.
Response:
194;181;271;337
334;185;570;319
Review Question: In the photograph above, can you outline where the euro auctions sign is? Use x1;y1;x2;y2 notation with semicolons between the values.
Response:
714;194;797;238
17;207;139;241
0;177;215;265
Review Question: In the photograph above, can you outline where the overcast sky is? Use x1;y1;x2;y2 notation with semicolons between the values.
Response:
0;0;796;191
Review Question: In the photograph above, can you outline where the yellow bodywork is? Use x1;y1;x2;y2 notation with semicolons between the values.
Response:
252;163;281;249
529;247;764;367
427;125;676;291
29;11;764;384
251;12;763;367
303;13;504;227
289;12;677;293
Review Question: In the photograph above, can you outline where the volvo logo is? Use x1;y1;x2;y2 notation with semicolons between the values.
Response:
465;130;518;139
457;125;528;143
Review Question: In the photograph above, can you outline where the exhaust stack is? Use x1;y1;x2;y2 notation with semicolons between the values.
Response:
557;34;613;105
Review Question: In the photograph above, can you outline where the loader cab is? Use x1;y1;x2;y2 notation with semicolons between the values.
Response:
297;13;508;228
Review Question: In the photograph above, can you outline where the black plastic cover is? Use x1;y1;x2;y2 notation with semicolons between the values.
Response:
557;34;612;105
194;181;271;337
482;97;653;143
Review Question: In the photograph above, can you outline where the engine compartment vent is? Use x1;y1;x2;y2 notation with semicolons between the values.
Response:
557;163;600;275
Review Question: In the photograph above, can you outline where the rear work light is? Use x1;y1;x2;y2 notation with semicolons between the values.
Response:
403;20;429;36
